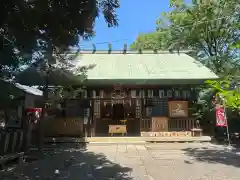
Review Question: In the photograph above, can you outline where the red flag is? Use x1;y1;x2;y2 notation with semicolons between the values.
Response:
216;106;227;127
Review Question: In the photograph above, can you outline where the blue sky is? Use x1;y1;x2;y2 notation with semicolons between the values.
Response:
80;0;172;50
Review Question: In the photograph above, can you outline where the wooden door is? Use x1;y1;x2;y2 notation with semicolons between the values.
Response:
152;117;169;132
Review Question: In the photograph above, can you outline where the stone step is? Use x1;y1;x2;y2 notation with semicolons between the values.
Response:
43;136;211;144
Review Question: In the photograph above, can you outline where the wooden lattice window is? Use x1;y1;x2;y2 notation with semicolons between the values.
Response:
101;101;112;118
94;100;100;118
136;106;141;118
167;90;173;98
182;90;190;99
175;90;180;98
159;90;164;98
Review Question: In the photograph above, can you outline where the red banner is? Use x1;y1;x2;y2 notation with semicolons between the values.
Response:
216;107;227;127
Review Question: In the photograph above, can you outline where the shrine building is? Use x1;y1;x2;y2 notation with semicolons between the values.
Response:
44;49;218;137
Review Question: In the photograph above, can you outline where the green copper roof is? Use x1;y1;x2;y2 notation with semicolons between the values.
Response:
74;51;218;84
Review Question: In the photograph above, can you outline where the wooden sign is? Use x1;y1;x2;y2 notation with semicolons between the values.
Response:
168;101;188;117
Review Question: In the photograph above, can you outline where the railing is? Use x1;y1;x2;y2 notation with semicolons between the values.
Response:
140;118;151;131
141;118;196;132
168;118;196;131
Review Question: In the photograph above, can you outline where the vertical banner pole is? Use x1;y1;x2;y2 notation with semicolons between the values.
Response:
223;101;231;146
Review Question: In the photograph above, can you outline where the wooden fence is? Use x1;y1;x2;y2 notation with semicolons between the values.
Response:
0;130;24;156
141;118;196;132
168;118;196;131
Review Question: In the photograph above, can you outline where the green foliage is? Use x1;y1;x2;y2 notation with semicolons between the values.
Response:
131;0;240;117
205;77;240;109
232;40;240;49
131;0;240;75
130;31;170;50
0;0;119;78
15;50;93;86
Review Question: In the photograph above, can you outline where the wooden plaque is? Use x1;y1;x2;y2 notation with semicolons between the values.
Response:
168;101;188;117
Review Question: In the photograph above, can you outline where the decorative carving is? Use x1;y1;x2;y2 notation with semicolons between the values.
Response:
111;84;126;99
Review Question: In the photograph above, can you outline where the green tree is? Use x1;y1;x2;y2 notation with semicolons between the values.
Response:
130;31;170;50
206;40;240;109
0;0;119;79
131;0;240;75
131;0;240;127
1;0;119;152
205;77;240;109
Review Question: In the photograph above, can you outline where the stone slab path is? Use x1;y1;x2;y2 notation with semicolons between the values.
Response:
1;143;240;180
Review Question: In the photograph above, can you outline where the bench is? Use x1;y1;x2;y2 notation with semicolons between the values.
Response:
0;152;24;169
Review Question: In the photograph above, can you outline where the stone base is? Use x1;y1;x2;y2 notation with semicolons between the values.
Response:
140;131;192;137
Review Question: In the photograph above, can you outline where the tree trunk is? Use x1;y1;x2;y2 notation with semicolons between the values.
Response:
38;44;53;152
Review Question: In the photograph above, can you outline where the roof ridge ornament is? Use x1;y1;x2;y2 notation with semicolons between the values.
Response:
108;43;112;54
123;44;127;54
168;48;174;53
137;45;142;54
92;44;96;54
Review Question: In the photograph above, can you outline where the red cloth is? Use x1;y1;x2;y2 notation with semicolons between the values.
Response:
216;107;227;127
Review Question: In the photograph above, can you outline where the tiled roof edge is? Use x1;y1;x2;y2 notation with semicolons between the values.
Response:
65;50;191;54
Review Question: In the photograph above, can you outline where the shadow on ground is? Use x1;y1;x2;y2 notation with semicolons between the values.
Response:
182;147;240;168
0;143;133;180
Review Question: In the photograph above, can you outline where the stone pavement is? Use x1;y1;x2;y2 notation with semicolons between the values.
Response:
1;143;240;180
